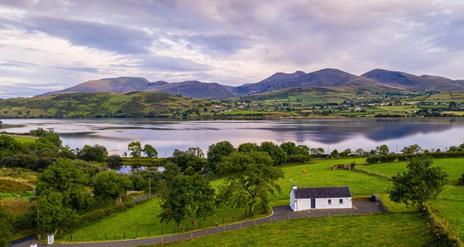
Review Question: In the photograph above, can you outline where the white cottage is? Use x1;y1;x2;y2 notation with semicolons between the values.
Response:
290;186;352;211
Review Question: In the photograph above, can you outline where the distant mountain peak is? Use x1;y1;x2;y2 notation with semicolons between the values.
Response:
39;68;464;99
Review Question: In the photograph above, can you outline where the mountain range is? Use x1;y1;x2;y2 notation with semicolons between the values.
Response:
41;68;464;99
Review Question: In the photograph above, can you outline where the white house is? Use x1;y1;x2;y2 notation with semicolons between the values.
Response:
290;186;352;211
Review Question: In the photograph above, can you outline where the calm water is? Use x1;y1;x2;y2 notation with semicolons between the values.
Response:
1;118;463;157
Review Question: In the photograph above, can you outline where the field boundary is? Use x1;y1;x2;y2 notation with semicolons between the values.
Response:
45;199;384;247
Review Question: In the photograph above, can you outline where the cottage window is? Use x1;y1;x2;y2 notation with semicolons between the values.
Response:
328;199;332;205
339;199;343;204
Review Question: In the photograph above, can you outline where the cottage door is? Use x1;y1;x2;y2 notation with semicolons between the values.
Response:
311;198;316;208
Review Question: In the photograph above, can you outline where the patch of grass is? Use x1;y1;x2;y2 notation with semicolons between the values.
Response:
60;198;264;242
0;178;33;193
356;158;464;184
376;105;419;113
164;213;429;247
429;186;464;240
0;199;32;217
0;167;38;183
274;158;390;200
6;134;37;144
378;194;418;213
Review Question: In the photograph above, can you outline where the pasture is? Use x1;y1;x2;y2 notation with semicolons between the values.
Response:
164;213;429;247
61;157;463;244
355;158;464;184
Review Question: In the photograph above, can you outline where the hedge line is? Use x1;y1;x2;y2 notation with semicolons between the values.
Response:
366;152;464;164
424;204;462;247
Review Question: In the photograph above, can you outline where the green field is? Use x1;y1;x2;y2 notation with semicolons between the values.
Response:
61;157;463;244
355;158;464;184
63;158;391;242
165;213;429;247
429;186;464;240
7;134;37;144
273;158;389;200
356;158;464;240
60;197;265;241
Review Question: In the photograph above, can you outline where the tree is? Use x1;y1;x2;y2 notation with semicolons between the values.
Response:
355;148;366;157
330;149;340;158
207;141;236;173
159;174;215;228
390;155;448;210
77;144;108;162
280;142;299;155
259;142;287;165
238;143;259;153
340;149;352;157
130;169;162;192
401;144;422;155
29;128;62;147
0;207;13;247
310;147;325;156
143;144;158;158
92;171;131;201
128;141;142;158
217;152;284;216
0;135;20;153
376;145;389;155
171;149;207;173
106;154;123;169
36;159;93;211
37;191;77;235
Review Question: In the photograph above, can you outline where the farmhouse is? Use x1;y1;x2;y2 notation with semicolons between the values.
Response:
290;186;352;211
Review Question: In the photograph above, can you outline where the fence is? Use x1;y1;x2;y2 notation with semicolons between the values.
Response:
56;213;276;244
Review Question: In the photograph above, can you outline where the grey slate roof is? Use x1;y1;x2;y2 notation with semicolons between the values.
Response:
294;186;351;199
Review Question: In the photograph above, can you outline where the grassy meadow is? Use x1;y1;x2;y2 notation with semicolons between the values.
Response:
59;156;463;244
356;158;464;240
164;213;429;247
355;158;464;184
429;186;464;240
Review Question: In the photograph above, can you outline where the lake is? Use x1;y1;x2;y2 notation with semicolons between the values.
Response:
1;118;463;156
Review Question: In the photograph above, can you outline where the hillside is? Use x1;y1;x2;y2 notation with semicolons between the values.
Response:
363;69;464;91
235;68;396;94
0;92;213;118
43;78;237;99
37;69;464;100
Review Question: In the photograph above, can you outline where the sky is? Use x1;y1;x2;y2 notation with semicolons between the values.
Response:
0;0;463;98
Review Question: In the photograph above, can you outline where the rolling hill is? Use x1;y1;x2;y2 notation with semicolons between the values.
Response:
362;69;464;91
38;68;464;99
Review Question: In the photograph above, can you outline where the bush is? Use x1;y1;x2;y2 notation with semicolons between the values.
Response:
106;155;123;169
286;154;310;164
77;145;108;162
457;174;464;186
0;207;13;247
424;205;462;247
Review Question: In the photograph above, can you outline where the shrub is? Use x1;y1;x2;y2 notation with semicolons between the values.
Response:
424;205;462;247
286;154;311;164
457;174;464;186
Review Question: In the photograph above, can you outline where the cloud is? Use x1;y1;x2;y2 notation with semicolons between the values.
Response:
183;34;253;55
0;0;463;97
133;55;211;72
26;16;153;54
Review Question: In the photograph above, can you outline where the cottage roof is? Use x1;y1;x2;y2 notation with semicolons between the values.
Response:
294;186;351;198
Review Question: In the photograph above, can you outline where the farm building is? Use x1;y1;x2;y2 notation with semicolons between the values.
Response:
290;186;352;211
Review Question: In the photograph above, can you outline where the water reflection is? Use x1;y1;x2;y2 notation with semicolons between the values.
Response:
1;118;463;156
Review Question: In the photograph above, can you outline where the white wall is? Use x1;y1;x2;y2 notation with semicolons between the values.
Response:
290;196;352;211
315;197;352;209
